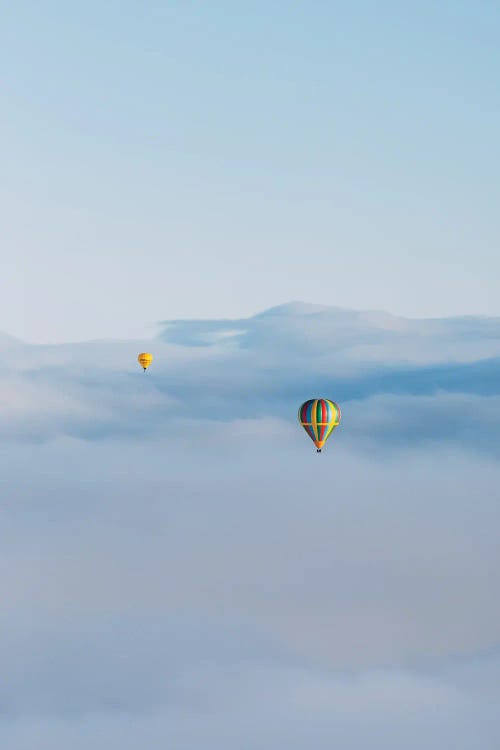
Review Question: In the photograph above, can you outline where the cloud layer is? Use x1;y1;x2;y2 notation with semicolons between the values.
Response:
2;302;500;452
0;303;499;747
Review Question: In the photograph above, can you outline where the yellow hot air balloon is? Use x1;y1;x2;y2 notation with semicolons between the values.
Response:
138;352;153;372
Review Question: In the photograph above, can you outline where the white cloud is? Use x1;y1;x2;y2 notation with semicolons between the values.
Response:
0;619;498;749
0;303;499;447
0;304;499;746
0;436;499;665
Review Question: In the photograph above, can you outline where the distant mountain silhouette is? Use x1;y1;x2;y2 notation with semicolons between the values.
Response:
156;301;500;365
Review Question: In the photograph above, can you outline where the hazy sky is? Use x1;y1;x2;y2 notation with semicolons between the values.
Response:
2;0;500;342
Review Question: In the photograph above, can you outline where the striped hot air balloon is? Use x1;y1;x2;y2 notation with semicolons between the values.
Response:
298;398;341;452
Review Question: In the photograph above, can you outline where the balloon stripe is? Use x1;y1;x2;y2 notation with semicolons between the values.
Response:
323;424;331;442
323;422;337;442
326;400;333;422
320;399;327;441
311;399;319;443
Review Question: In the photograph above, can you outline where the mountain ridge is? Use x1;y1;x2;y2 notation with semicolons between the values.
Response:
2;301;500;352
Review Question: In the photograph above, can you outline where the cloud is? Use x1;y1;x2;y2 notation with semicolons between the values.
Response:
0;302;499;448
0;613;498;748
1;436;499;667
2;359;500;455
343;392;500;457
0;303;499;746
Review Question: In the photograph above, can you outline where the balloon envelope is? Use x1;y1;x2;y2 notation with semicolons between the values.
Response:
298;399;341;450
138;352;153;370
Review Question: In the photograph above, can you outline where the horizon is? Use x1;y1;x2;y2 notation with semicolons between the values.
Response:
5;298;500;346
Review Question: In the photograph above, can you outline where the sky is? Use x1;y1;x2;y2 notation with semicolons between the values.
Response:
2;3;500;747
2;0;500;342
1;305;500;747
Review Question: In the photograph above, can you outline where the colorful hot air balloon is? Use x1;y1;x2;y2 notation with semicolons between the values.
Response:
138;352;153;371
298;399;341;452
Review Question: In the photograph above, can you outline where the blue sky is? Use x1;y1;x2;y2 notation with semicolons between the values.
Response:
2;0;500;342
